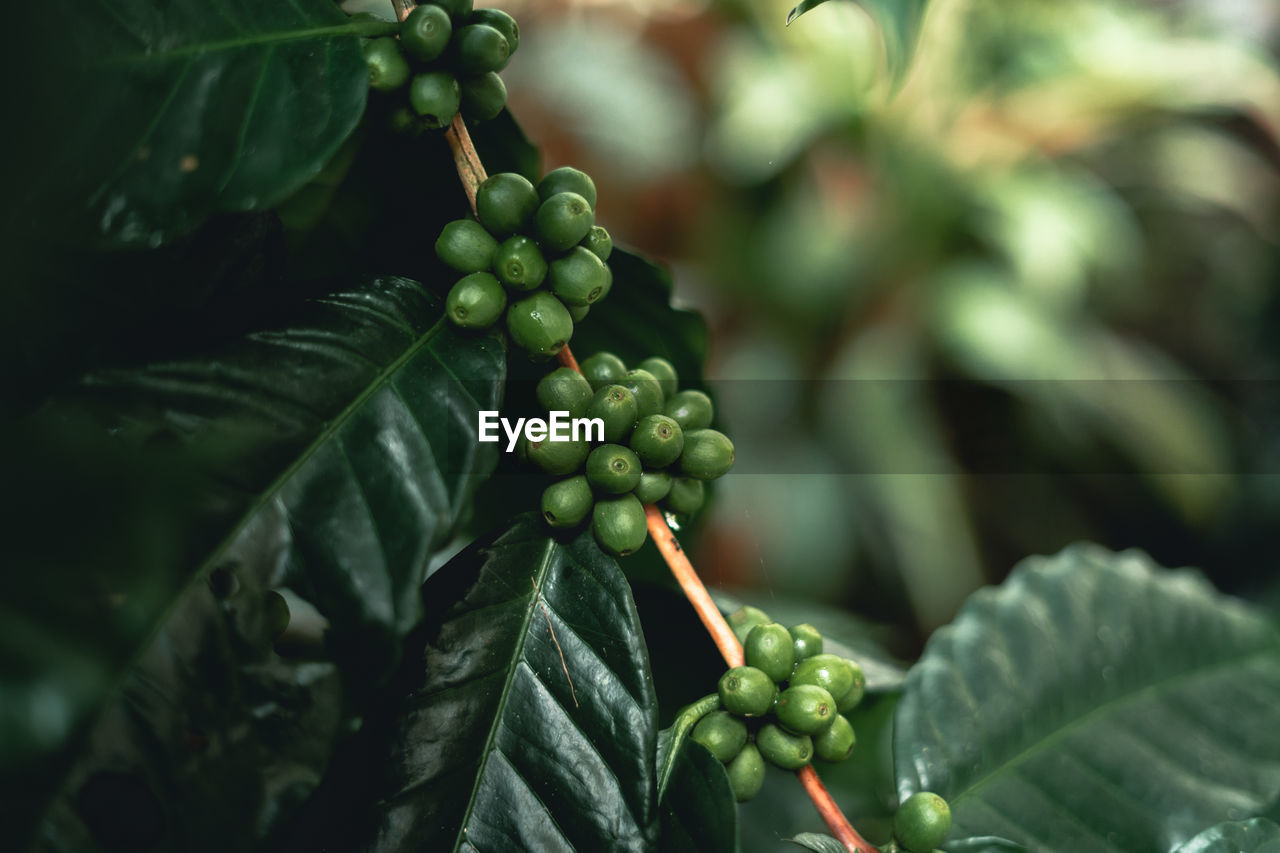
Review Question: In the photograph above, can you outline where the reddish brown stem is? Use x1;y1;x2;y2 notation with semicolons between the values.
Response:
446;114;488;213
798;766;880;853
556;346;581;373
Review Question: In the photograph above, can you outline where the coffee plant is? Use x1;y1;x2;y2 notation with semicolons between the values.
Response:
2;1;1278;853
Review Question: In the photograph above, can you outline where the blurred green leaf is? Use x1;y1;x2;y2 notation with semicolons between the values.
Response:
895;544;1280;852
1174;819;1280;853
786;0;929;86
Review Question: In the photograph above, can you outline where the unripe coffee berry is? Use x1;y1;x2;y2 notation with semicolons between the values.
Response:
364;39;410;91
691;711;747;762
775;684;837;736
744;622;795;683
628;414;684;468
431;0;474;22
632;471;672;505
680;429;734;480
568;304;590;322
581;352;627;390
460;72;508;121
789;623;823;661
469;8;519;54
592;494;647;556
549;247;610;306
665;390;714;431
506;291;573;358
541;476;593;528
535;191;595;252
586;444;642;495
638;357;679;398
477;172;539;238
718;665;775;717
537;367;593;418
791;654;856;703
453;24;510;74
539;166;597;208
582;225;613;261
837;661;866;713
493;236;547;291
756;724;813;771
586;384;638;444
728;606;771;645
621;369;665;419
814;713;856;762
401;5;451;62
893;792;952;853
437;219;499;273
726;743;766;802
446;272;505;328
409;71;461;129
663;477;705;516
527;437;589;476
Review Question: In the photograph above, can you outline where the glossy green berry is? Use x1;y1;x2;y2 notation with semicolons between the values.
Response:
364;38;410;91
638;357;678;398
453;24;510;74
506;291;573;358
663;477;704;516
665;389;713;431
541;476;593;528
548;247;610;306
536;367;593;418
680;429;734;480
621;369;665;419
756;724;813;771
728;605;771;645
401;5;451;61
493;235;547;291
469;8;519;54
718;665;775;717
582;225;613;261
535;191;595;252
726;743;766;802
791;654;855;702
586;444;642;495
539;166;597;208
581;352;628;390
744;622;795;683
628;414;684;468
691;711;747;762
592;494;647;556
789;623;823;661
568;304;590;322
410;72;461;128
476;172;539;238
527;437;590;476
837;661;866;713
632;471;672;504
446;272;505;328
460;72;507;121
775;684;837;736
813;713;856;762
894;792;952;853
429;0;473;22
437;219;498;273
586;384;638;444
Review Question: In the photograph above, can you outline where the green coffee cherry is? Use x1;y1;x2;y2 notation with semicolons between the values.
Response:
568;304;590;322
621;369;665;419
364;38;410;91
541;476;593;528
638;357;678;398
836;661;867;713
665;390;714;431
893;792;952;853
775;684;837;736
430;0;474;22
726;743;766;802
469;8;520;53
401;5;452;62
789;624;823;661
791;654;856;704
477;172;539;238
453;24;510;74
527;437;590;476
586;444;642;495
538;166;597;208
446;272;506;328
535;191;595;252
744;622;795;683
814;714;856;762
628;414;684;468
718;666;775;717
586;384;638;444
663;477;704;516
582;225;613;261
581;352;628;390
728;605;771;645
632;471;672;505
691;711;747;762
493;235;547;291
756;724;813;771
680;429;734;480
536;367;593;418
460;72;507;121
549;247;610;306
592;494;647;556
437;219;499;273
506;291;573;358
409;71;461;128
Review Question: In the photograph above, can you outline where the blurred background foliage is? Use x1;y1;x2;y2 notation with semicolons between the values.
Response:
389;0;1280;645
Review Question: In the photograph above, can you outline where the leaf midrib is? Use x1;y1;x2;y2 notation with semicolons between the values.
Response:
951;643;1280;808
102;19;399;66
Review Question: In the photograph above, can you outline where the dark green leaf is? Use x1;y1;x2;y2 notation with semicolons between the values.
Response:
785;0;929;86
656;694;722;800
895;545;1280;853
34;0;395;247
659;741;738;853
364;515;660;851
1174;819;1280;853
5;276;505;850
786;832;847;853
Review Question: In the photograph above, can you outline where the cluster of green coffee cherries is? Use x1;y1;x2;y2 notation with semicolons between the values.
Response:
529;352;734;555
689;607;866;802
437;168;613;358
362;0;517;129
